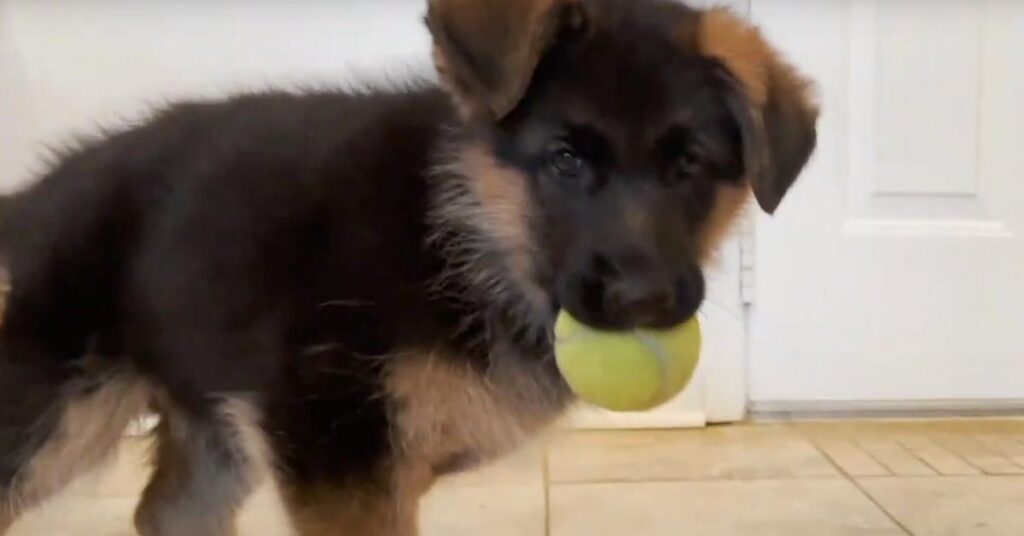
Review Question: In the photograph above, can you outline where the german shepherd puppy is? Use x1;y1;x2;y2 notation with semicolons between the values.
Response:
0;0;817;534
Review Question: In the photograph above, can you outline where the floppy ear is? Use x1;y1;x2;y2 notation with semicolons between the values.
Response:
698;8;818;214
426;0;578;122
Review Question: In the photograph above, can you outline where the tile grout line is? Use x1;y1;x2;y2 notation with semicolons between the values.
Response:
548;471;1024;486
547;474;866;486
974;435;1024;471
851;436;897;476
937;435;1003;475
934;435;986;474
844;475;916;536
807;439;915;536
893;436;943;476
543;446;552;536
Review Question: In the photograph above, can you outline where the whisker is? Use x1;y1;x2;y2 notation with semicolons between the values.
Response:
316;299;375;309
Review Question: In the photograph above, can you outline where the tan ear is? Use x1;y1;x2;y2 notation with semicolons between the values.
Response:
698;8;818;214
426;0;576;122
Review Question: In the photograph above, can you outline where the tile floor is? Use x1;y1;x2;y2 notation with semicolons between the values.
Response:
8;419;1024;535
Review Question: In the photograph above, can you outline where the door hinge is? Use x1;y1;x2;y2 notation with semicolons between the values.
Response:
739;211;756;305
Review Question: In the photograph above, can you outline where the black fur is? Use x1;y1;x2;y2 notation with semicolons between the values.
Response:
0;87;474;488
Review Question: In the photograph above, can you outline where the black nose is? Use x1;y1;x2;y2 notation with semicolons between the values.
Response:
605;277;676;326
557;250;704;331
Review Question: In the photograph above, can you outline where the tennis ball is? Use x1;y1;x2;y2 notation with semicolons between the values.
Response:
554;311;701;412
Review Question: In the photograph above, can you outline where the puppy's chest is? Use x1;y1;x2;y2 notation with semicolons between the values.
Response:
385;348;568;473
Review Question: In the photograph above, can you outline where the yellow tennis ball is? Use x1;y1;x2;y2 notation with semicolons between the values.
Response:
554;311;701;412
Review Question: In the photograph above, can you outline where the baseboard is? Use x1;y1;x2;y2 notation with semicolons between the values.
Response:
124;400;1024;437
567;407;706;430
749;399;1024;421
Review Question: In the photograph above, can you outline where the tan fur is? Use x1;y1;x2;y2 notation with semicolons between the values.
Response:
765;57;818;118
696;8;817;212
460;144;536;280
699;184;752;261
385;350;559;473
459;144;534;265
5;371;151;520
697;7;817;120
446;142;550;312
696;8;773;107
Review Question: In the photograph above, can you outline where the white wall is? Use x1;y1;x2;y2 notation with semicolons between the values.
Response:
0;0;432;192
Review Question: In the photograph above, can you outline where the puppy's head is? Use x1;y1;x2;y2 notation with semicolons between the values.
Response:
428;0;817;331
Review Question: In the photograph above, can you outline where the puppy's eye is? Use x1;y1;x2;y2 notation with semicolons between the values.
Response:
548;147;585;178
670;152;704;183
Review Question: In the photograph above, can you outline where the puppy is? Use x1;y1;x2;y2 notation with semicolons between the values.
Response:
0;1;817;534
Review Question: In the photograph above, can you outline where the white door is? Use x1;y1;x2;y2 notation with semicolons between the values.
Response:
747;0;1024;410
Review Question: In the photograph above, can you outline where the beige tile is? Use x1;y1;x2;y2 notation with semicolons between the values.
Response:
237;481;299;536
935;436;1024;476
547;425;837;483
421;481;546;536
11;477;296;536
8;495;138;536
550;479;904;536
896;436;981;476
856;438;935;476
420;442;546;536
799;420;1024;477
860;476;1024;536
9;440;544;536
65;438;151;498
815;437;891;477
8;440;150;535
14;468;547;536
14;421;1024;536
420;455;544;536
974;435;1024;469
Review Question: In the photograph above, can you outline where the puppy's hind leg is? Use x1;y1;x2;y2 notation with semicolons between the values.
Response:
0;353;151;534
134;397;271;536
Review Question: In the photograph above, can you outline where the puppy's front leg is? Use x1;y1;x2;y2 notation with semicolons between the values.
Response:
135;398;268;536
